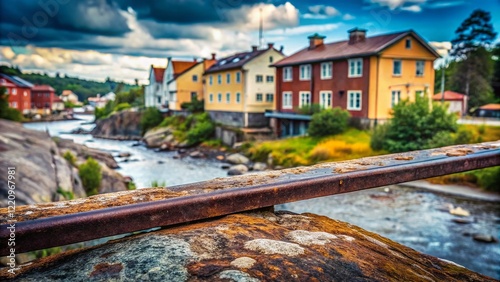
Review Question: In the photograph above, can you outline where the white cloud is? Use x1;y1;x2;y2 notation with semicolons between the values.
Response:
429;41;452;57
369;0;426;10
303;5;341;19
267;24;341;36
342;13;356;20
224;2;299;31
401;5;422;12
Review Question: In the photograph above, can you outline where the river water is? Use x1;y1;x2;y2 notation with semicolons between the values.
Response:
24;115;500;279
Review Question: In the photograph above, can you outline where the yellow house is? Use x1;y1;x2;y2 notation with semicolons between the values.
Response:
204;44;285;128
166;58;216;112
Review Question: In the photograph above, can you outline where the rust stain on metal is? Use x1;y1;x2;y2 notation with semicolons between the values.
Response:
446;148;474;157
0;141;499;256
394;156;414;161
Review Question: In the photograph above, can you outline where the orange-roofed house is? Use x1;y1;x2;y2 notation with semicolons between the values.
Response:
166;57;216;112
475;104;500;118
145;65;166;108
432;91;468;116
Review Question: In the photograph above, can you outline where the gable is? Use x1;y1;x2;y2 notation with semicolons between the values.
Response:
380;34;439;60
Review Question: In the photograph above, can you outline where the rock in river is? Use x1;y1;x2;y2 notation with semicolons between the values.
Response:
226;153;250;165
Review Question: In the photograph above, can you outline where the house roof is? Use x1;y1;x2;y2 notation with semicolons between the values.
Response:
32;85;55;92
62;90;76;96
0;74;33;88
432;91;465;101
152;67;166;83
172;61;197;78
205;48;270;73
203;59;217;71
479;104;500;110
0;78;16;88
273;30;440;67
53;97;63;102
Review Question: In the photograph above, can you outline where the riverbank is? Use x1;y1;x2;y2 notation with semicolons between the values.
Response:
401;180;500;202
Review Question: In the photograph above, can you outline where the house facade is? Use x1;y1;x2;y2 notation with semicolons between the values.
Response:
144;66;166;108
204;44;285;128
432;91;467;116
165;59;206;112
268;28;439;137
61;90;80;105
0;74;32;114
31;85;56;115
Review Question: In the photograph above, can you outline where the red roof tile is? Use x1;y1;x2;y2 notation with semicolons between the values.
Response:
432;91;465;101
172;61;197;77
32;85;55;92
273;30;439;67
153;67;165;83
479;104;500;110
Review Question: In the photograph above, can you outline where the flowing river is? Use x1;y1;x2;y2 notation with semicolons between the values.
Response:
24;115;500;279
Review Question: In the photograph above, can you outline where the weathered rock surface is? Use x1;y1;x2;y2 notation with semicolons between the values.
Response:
2;211;494;281
143;127;173;148
252;162;267;171
228;164;249;175
0;119;127;207
91;110;142;140
226;153;250;165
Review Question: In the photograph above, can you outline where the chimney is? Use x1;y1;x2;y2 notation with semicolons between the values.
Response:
193;57;197;62
251;45;258;52
211;53;216;60
348;28;367;44
267;43;274;49
279;45;284;53
308;33;326;49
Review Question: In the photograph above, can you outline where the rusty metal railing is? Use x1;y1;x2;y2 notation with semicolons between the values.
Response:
1;142;499;256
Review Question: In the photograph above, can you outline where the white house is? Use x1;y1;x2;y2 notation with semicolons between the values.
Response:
144;64;167;108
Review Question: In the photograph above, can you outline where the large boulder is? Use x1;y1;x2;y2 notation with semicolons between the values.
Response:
226;153;250;165
3;211;493;281
91;110;142;140
143;127;174;148
227;164;249;175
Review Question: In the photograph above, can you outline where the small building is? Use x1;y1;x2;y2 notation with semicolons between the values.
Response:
31;85;56;115
204;44;285;128
268;28;440;137
52;97;64;112
0;74;32;114
166;58;215;112
432;91;467;116
144;66;167;109
475;104;500;118
88;94;109;108
61;90;80;105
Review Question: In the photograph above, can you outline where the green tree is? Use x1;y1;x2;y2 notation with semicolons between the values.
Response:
449;9;497;109
78;157;102;196
492;43;500;100
307;107;350;138
0;87;23;121
140;107;163;134
371;96;457;153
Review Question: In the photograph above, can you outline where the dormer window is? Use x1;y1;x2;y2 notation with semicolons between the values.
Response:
405;39;412;49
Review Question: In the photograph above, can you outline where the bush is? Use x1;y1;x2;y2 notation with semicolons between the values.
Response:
308;107;350;137
296;103;322;115
474;166;500;192
95;100;114;120
140;107;163;134
185;113;215;145
63;151;77;166
113;102;131;112
0;86;23;121
78;157;101;196
309;140;372;162
371;96;457;153
370;123;389;151
181;97;204;113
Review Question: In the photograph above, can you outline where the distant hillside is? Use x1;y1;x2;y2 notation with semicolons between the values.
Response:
0;65;136;102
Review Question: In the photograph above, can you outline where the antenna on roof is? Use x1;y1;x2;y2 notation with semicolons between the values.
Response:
259;7;263;49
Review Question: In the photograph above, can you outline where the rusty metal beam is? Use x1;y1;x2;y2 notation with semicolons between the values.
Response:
0;142;499;255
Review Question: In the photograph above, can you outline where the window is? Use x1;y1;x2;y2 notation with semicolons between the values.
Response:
321;62;332;79
283;67;292;81
12;89;17;95
191;92;197;101
209;93;213;103
299;91;311;107
12;101;17;107
217;93;222;103
299;64;311;80
416;61;425;76
226;92;230;103
347;91;362;110
391;90;401;107
192;75;198;82
282;92;292;109
217;74;222;84
405;39;412;49
393;60;402;76
266;93;274;102
6;88;9;94
256;93;263;102
236;92;241;103
415;90;424;97
226;73;231;84
348;59;363;77
256;75;263;83
45;93;49;98
320;91;332;109
236;72;241;83
209;76;213;85
266;75;274;83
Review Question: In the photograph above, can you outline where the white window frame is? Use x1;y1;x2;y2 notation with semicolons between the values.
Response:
348;58;363;78
320;62;332;79
299;91;311;107
256;75;263;83
347;91;362;111
12;88;17;95
266;75;274;83
391;90;401;108
192;75;198;82
282;91;292;109
236;72;241;83
393;60;402;76
416;60;425;76
319;91;332;109
236;92;241;103
226;73;231;84
299;64;311;81
12;101;17;107
226;92;230;103
283;67;292;82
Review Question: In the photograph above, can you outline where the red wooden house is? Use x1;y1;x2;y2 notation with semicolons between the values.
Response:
31;85;56;114
0;74;32;115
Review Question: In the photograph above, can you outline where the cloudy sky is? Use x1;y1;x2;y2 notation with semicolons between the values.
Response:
0;0;499;84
